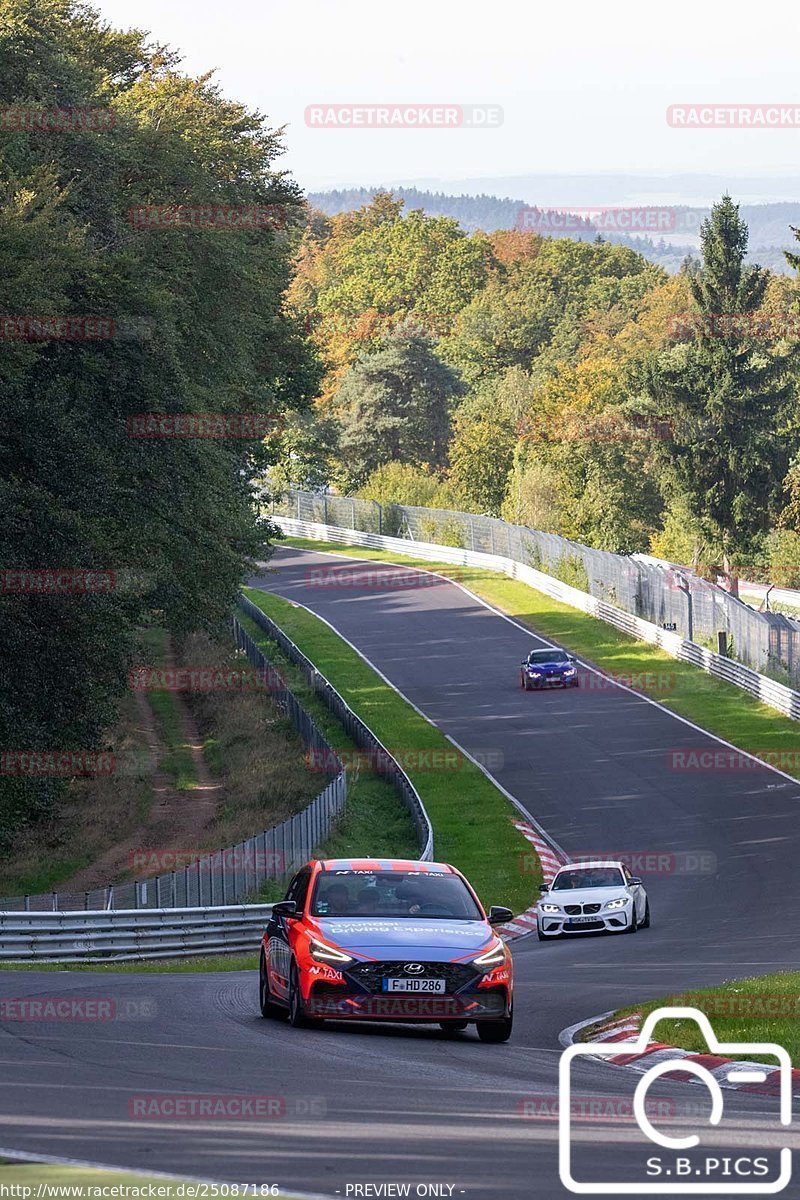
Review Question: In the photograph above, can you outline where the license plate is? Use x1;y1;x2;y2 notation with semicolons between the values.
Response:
383;978;446;993
568;916;599;924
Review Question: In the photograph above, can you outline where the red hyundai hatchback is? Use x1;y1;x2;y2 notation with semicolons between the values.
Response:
259;858;515;1041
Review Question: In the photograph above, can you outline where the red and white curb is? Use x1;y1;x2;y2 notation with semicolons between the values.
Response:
560;1009;800;1096
498;819;565;942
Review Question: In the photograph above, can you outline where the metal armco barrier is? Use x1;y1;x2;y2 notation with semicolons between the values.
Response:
0;904;274;963
275;488;800;685
273;516;800;724
238;593;434;859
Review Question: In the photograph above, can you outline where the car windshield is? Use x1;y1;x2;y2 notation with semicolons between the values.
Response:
528;649;569;664
310;870;483;920
551;867;625;890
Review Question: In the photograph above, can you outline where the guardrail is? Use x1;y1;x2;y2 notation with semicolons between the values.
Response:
273;516;800;724
238;594;434;859
0;904;273;962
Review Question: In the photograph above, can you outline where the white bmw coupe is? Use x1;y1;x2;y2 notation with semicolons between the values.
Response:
537;860;650;939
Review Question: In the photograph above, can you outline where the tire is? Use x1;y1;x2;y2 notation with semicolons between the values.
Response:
259;951;285;1019
537;928;547;941
640;899;650;929
439;1021;468;1036
519;671;526;689
477;1009;513;1043
288;960;320;1029
522;674;532;691
626;910;638;934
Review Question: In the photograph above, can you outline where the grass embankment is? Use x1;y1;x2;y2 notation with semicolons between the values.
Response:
0;691;154;898
236;611;419;869
0;952;259;973
242;589;541;915
579;972;800;1066
281;537;800;774
137;627;198;790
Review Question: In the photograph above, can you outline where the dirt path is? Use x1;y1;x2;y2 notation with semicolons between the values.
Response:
61;649;224;893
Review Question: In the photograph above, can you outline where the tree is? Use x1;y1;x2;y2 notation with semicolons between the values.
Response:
642;196;793;593
287;194;492;394
0;0;315;849
335;327;463;490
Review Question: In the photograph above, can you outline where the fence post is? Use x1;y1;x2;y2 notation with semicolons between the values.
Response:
351;498;356;529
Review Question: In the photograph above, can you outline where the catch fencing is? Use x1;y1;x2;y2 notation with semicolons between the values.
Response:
0;618;347;913
237;593;434;860
273;489;800;683
272;515;800;723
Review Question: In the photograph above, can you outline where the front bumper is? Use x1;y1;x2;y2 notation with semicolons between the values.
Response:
525;672;577;688
537;906;634;935
303;957;511;1022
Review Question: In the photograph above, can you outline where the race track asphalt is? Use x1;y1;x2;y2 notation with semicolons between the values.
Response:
2;544;800;1199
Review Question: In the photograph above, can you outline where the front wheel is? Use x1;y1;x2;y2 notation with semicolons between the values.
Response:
626;911;638;934
640;899;650;929
288;961;321;1029
259;951;285;1019
477;1010;513;1043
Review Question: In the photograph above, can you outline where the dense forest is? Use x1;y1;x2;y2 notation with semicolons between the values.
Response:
0;0;318;850
282;191;800;593
309;186;800;274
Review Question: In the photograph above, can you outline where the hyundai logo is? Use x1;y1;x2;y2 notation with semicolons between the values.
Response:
404;963;425;974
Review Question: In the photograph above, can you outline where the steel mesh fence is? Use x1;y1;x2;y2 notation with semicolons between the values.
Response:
273;488;800;683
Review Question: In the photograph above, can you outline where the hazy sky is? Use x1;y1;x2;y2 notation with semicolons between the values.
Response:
93;0;800;195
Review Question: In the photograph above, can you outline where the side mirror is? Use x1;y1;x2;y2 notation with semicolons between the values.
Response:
569;655;576;663
630;877;643;886
272;899;297;918
539;883;550;894
487;905;514;925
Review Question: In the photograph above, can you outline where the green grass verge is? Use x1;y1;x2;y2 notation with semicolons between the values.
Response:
0;1163;304;1196
242;588;541;915
237;612;419;874
281;537;800;775
138;628;198;790
579;971;800;1066
0;952;259;973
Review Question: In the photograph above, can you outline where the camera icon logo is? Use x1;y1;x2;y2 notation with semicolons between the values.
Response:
559;1006;792;1194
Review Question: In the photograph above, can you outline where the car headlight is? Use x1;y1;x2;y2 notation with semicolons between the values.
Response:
472;939;506;969
604;897;629;910
563;666;576;675
308;936;353;964
539;903;561;914
528;669;542;676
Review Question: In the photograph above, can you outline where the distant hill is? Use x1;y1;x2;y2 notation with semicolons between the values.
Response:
307;187;800;274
